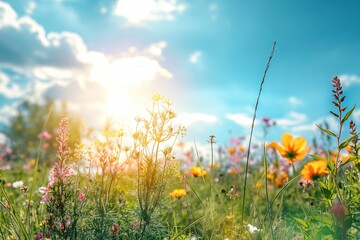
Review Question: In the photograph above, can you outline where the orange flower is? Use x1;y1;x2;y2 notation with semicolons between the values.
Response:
190;166;207;177
268;133;311;162
301;160;330;180
228;147;236;155
275;177;284;187
267;173;274;182
255;181;262;189
170;189;186;199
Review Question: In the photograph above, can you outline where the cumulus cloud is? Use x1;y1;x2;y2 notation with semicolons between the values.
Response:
26;1;36;15
177;112;218;126
113;0;186;24
338;74;360;87
274;111;308;128
0;71;24;98
288;96;302;107
0;102;19;125
226;113;254;128
189;51;202;64
0;2;172;95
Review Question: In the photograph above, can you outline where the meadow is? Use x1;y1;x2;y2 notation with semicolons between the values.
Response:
0;49;360;239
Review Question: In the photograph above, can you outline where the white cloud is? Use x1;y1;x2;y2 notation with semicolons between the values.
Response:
0;102;19;125
100;6;108;14
177;112;218;126
0;71;24;98
274;111;308;128
26;1;36;15
0;2;172;98
189;51;202;64
226;113;254;128
144;41;167;58
338;74;360;87
113;0;186;24
288;96;302;107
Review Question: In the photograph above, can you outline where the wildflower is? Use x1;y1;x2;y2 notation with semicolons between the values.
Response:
12;180;23;188
112;223;121;236
78;191;85;201
268;133;311;162
255;181;262;189
190;166;207;177
301;160;330;180
170;189;186;199
27;159;36;167
247;224;260;233
298;179;314;191
39;131;52;140
35;232;43;240
228;147;236;155
267;173;274;182
332;198;346;219
228;167;238;175
226;214;233;221
275;177;284;187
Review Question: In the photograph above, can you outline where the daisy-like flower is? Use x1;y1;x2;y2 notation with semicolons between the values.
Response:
190;166;207;177
170;189;186;199
268;133;311;162
301;160;330;180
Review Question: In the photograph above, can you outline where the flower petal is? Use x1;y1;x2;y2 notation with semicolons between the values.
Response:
281;133;294;150
293;137;307;152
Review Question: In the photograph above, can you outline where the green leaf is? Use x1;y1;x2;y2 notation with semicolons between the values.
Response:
315;226;334;238
292;217;309;228
310;154;325;160
338;134;358;150
321;187;332;199
316;124;337;138
311;215;333;225
341;104;356;124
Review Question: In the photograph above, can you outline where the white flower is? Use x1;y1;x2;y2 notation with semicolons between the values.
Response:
12;180;24;188
247;224;260;233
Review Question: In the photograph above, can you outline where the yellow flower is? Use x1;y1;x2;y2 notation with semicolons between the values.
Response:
170;189;186;199
268;133;311;162
301;160;330;180
255;181;262;189
212;162;219;168
226;214;234;221
190;166;207;177
27;159;36;167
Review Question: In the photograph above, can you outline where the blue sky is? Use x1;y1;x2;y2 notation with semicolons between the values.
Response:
0;0;359;148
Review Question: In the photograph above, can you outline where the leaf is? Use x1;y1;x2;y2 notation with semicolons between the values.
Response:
341;104;356;124
330;111;339;118
315;226;334;238
321;187;332;199
338;134;358;150
310;154;325;160
316;124;337;138
292;217;309;228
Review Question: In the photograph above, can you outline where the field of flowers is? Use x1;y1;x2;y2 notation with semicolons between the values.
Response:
1;73;360;239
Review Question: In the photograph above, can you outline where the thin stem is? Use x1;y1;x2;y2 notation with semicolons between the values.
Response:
241;41;276;225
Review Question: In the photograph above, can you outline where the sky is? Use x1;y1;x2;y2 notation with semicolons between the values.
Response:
0;0;360;149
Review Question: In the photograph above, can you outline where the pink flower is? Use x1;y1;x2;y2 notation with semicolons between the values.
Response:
78;191;85;201
41;194;50;203
66;220;71;227
39;131;52;140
